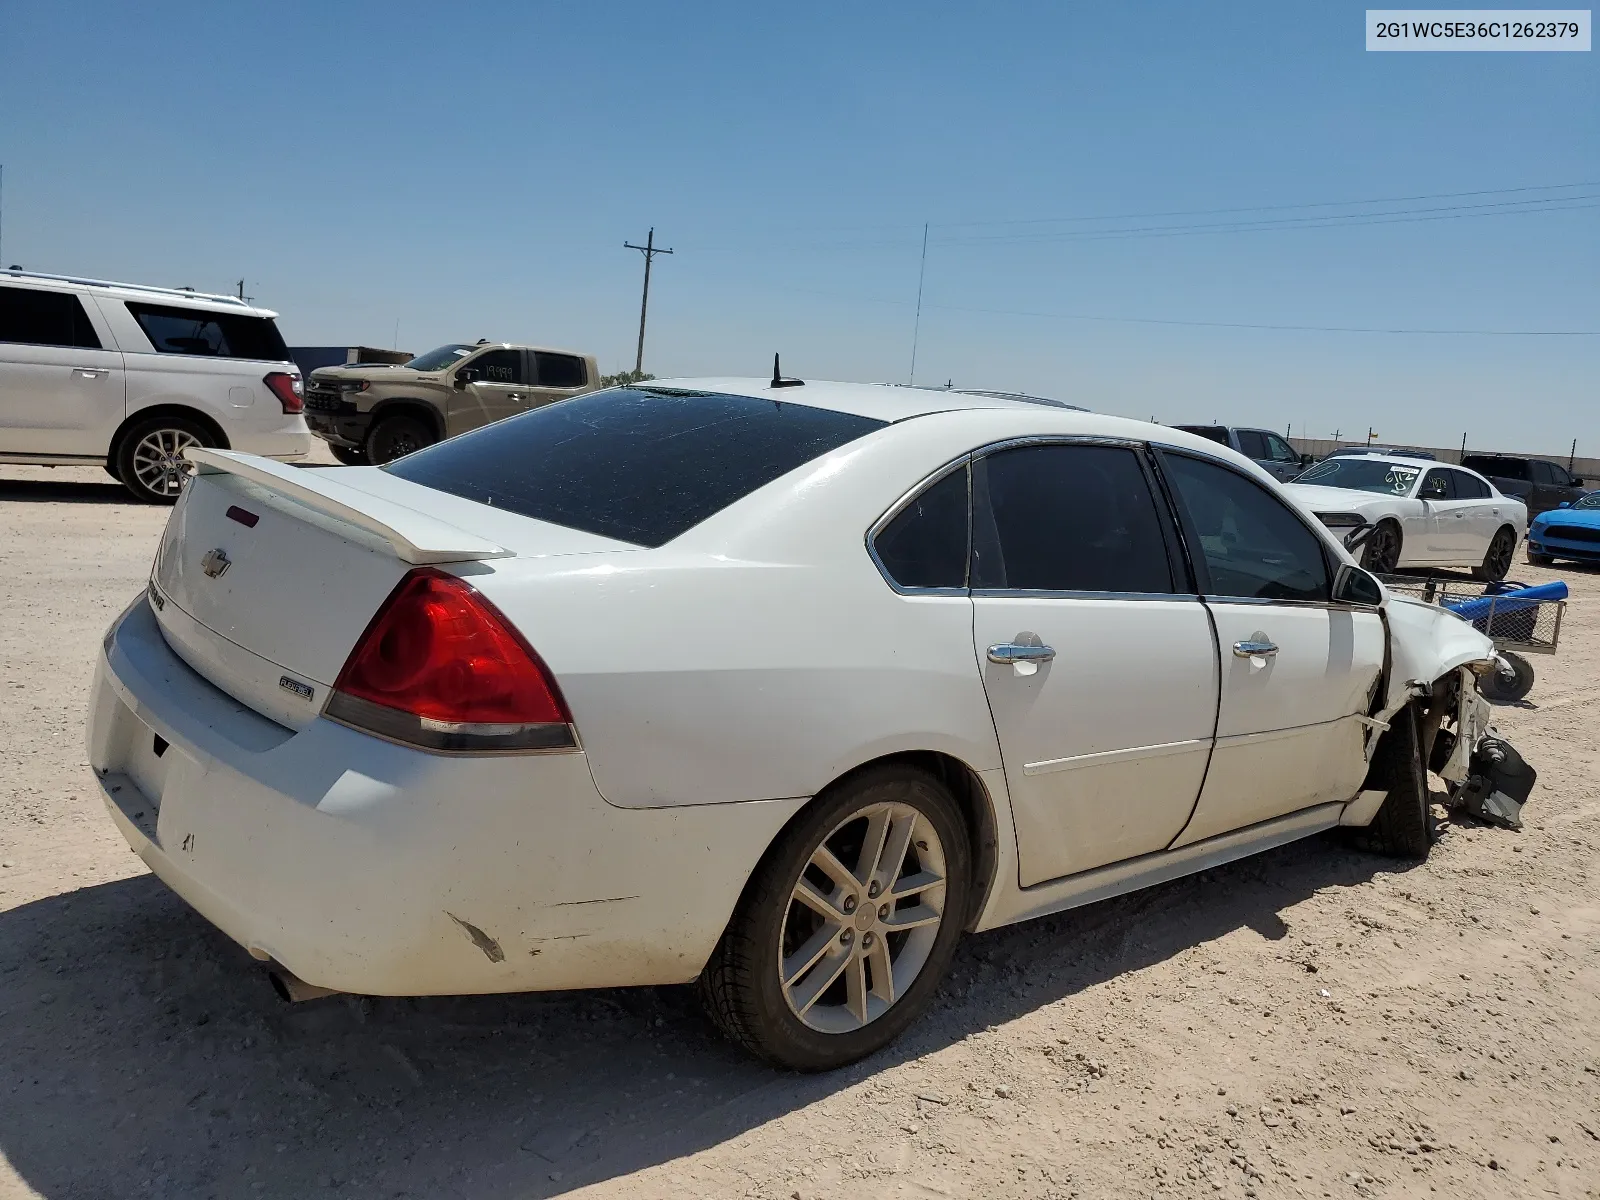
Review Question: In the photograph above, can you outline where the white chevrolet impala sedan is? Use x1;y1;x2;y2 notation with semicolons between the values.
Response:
90;378;1503;1070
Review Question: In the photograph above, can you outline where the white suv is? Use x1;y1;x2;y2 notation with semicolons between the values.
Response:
0;271;312;502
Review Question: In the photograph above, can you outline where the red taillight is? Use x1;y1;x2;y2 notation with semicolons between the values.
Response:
325;569;575;753
264;371;304;414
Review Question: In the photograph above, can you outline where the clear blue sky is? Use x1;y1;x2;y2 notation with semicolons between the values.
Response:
3;1;1595;451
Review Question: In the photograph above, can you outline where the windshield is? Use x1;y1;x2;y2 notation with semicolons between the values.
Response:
1296;458;1419;496
404;344;475;372
1574;492;1600;510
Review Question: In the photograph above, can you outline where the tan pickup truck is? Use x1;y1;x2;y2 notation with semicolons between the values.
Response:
304;341;600;464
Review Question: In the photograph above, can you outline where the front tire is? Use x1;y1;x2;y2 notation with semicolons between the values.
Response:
114;415;214;504
1479;651;1535;704
364;414;434;465
698;763;971;1071
1348;702;1434;860
1526;547;1555;566
1361;520;1402;575
1473;526;1517;582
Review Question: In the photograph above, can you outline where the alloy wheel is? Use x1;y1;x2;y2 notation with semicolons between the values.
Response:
1363;523;1400;574
131;428;200;498
1485;529;1515;579
778;801;947;1034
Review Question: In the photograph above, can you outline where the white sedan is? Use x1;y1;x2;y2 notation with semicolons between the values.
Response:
90;379;1504;1070
1285;453;1526;580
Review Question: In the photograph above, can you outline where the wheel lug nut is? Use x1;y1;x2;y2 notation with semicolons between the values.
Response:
867;881;881;899
842;895;857;913
879;904;890;920
862;933;875;949
840;929;853;944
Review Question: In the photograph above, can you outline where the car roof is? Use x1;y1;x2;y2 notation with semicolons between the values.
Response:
638;377;1106;424
0;268;279;319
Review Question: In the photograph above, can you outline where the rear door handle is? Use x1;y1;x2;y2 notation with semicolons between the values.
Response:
988;643;1056;664
1233;640;1279;658
71;367;110;378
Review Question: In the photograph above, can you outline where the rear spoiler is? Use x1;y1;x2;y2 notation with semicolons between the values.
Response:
185;449;512;565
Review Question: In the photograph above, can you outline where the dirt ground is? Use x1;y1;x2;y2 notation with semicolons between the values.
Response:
1;459;1596;1200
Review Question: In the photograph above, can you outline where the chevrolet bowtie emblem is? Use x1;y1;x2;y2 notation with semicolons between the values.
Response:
201;548;232;579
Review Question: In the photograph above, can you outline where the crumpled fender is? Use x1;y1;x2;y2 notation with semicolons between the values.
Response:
1381;594;1496;714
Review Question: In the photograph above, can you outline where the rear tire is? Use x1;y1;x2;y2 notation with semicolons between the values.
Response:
1361;520;1402;575
698;763;971;1071
114;415;215;504
1347;703;1435;860
364;414;434;465
1473;527;1517;582
329;444;367;466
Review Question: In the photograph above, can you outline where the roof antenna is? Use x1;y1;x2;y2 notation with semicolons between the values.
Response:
771;353;804;389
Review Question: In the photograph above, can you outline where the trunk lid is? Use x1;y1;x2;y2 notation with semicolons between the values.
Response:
150;452;635;729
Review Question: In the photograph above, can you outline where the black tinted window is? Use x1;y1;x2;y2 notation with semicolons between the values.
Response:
971;444;1174;593
874;466;968;589
462;349;523;384
534;352;586;389
1162;452;1330;603
1529;461;1557;485
1175;425;1230;446
0;286;101;349
1235;429;1269;459
387;387;886;547
126;303;288;361
1451;470;1490;499
1463;456;1527;481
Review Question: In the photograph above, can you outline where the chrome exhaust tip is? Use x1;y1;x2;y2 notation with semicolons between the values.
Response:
266;965;341;1003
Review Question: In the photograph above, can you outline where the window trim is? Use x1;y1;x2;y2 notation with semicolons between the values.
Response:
864;454;973;596
1149;443;1341;608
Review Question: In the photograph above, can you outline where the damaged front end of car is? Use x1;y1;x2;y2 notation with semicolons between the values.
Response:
1340;593;1538;841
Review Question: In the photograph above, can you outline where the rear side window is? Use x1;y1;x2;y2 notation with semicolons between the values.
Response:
971;444;1175;593
534;352;587;389
1175;425;1230;446
1464;456;1527;481
386;387;887;547
1235;429;1269;459
1160;452;1330;603
0;286;102;349
873;465;968;589
125;302;289;361
1451;470;1490;499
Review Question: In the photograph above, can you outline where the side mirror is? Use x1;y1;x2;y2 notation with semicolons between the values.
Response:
453;369;475;391
1573;477;1585;487
1300;453;1315;468
1559;501;1571;509
1333;563;1383;607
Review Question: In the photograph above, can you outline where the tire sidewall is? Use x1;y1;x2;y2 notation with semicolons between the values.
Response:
739;765;971;1071
364;415;433;465
1362;521;1401;574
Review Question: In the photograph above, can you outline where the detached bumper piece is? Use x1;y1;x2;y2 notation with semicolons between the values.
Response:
1453;736;1537;831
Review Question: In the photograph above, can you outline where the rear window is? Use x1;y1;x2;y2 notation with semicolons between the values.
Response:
1174;425;1231;446
0;285;102;349
125;302;289;361
534;351;587;389
386;387;887;547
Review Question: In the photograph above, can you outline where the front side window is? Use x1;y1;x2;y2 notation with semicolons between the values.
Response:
872;465;969;589
387;387;886;547
1529;461;1557;486
460;348;523;385
970;443;1175;593
125;303;288;361
1295;457;1420;496
1161;451;1330;603
1419;470;1454;500
534;352;587;389
1265;433;1300;464
0;286;102;349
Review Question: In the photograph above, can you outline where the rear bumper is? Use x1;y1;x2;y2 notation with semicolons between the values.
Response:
89;597;803;996
230;425;313;461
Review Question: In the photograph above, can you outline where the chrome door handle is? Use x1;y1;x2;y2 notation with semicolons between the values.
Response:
988;643;1056;664
71;367;109;378
1233;640;1278;658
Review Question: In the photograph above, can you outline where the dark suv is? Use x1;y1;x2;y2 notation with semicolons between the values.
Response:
1459;455;1587;518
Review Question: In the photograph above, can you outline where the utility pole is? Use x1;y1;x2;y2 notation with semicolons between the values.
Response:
1571;438;1578;471
623;228;673;374
237;280;245;301
909;222;929;384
